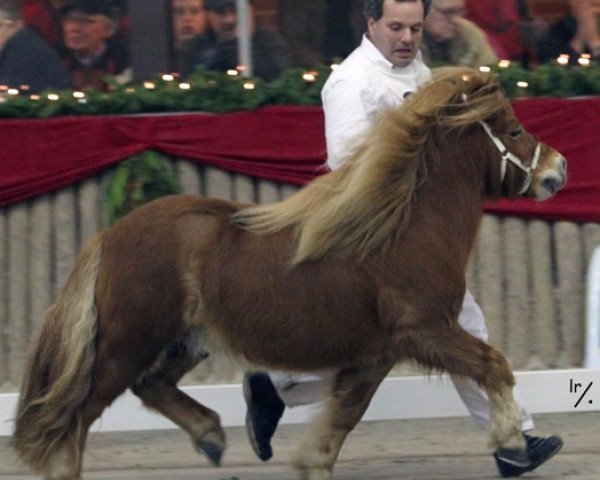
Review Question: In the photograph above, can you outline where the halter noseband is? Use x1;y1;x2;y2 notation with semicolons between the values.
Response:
461;93;541;194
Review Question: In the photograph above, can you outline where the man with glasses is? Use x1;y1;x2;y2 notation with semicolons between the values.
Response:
421;0;497;67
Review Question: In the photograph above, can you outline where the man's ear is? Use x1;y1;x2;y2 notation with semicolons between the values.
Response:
103;17;117;38
366;17;375;37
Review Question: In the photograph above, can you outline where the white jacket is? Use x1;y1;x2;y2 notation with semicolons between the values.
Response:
321;34;431;170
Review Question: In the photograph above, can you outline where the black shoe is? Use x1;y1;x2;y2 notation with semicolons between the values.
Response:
494;434;563;477
243;372;286;462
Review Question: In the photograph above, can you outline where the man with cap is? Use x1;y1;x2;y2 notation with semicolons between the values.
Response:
61;0;129;90
178;0;292;81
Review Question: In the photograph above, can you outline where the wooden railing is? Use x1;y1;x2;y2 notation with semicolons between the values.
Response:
1;159;598;391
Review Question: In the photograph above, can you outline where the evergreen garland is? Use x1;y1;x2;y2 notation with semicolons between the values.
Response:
5;61;599;221
4;62;599;119
105;151;182;225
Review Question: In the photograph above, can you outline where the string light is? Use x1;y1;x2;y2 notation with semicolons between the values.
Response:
579;54;591;67
162;74;175;81
479;66;491;73
227;69;239;76
30;94;40;101
557;54;569;66
302;71;318;82
330;63;340;71
179;83;191;90
47;93;60;101
7;88;19;95
243;82;256;90
73;91;85;99
498;60;511;68
143;82;156;89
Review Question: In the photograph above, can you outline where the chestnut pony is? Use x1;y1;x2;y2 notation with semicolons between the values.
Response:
14;67;566;480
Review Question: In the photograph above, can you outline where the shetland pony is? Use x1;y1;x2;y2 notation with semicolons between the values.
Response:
13;67;566;480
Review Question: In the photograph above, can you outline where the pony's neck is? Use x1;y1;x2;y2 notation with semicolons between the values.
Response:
407;134;487;267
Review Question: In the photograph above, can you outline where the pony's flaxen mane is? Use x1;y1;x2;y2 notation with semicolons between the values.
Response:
234;67;511;264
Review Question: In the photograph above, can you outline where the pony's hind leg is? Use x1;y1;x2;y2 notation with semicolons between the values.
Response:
292;360;393;480
43;340;161;480
400;325;526;453
131;328;226;465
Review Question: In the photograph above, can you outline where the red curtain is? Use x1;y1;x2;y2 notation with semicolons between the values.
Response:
1;101;599;223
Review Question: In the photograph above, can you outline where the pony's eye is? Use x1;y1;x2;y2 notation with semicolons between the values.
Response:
509;129;522;139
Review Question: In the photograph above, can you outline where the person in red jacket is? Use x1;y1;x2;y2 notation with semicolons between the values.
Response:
21;0;67;48
464;0;533;65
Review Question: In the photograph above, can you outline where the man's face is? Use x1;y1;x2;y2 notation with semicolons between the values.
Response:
173;0;206;46
367;0;425;68
63;10;114;56
425;0;466;41
207;3;235;41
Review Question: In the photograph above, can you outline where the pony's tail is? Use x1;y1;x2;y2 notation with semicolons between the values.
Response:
12;233;104;472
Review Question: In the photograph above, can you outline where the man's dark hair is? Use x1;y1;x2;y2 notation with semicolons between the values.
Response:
363;0;431;20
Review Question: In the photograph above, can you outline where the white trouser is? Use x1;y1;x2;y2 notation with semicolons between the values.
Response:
269;290;535;432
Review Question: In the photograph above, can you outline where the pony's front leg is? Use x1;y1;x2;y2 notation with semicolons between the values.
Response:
291;361;393;480
401;326;526;453
483;352;525;450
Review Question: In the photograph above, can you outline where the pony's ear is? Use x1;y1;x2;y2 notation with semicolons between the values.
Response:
462;71;501;102
487;73;501;92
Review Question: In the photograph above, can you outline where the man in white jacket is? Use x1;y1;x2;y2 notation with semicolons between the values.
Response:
244;1;563;476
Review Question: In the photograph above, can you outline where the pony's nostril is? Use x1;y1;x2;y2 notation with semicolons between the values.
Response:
541;176;564;194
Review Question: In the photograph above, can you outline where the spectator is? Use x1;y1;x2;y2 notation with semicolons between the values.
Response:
279;0;365;67
421;0;498;67
61;0;129;90
0;0;72;93
172;0;207;48
179;0;292;81
172;0;207;72
538;0;600;63
464;0;532;65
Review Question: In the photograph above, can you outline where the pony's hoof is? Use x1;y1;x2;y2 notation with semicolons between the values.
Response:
197;441;224;466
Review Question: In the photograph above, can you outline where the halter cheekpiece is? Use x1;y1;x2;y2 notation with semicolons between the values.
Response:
461;93;540;194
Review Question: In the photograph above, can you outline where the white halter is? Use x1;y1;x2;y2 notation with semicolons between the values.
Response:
478;120;541;195
461;93;541;194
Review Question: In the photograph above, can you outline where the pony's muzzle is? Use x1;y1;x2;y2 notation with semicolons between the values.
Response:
535;153;567;201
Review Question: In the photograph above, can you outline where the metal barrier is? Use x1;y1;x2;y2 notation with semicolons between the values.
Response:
1;159;600;391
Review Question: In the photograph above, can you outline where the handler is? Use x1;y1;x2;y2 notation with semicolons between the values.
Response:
243;1;563;477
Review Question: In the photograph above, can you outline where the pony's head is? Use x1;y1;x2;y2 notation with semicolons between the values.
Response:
397;66;567;201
